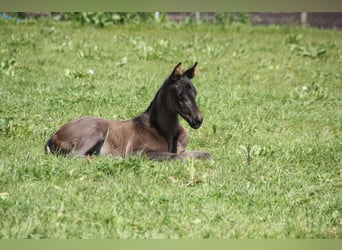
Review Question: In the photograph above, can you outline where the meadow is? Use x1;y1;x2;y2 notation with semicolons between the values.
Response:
0;18;341;238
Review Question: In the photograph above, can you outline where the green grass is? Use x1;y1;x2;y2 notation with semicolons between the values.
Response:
0;19;341;238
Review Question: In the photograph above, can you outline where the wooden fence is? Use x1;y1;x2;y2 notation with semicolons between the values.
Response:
4;12;342;30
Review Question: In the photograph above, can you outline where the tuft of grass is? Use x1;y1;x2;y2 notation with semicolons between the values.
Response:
0;20;341;239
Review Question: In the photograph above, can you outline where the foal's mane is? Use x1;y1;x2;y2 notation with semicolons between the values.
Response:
145;76;171;113
145;88;161;113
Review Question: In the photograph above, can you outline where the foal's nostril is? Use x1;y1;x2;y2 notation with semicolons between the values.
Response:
196;115;203;125
194;114;203;128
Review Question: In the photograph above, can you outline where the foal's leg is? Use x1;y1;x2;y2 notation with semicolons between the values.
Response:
69;129;107;156
145;150;211;161
179;151;212;160
145;151;183;161
72;137;105;156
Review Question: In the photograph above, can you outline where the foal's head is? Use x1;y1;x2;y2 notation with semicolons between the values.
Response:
166;62;203;129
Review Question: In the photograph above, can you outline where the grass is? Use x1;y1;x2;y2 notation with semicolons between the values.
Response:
0;18;341;238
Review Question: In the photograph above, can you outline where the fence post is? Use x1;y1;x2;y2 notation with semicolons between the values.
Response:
155;12;160;22
195;12;201;23
301;12;307;26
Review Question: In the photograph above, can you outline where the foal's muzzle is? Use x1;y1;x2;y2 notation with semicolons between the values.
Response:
190;113;203;129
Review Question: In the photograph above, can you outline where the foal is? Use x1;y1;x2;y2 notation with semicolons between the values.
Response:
45;62;211;161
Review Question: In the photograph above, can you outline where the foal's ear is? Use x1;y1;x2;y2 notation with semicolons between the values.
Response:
184;62;198;79
171;62;183;80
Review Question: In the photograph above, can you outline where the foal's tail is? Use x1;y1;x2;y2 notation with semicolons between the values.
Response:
45;136;55;154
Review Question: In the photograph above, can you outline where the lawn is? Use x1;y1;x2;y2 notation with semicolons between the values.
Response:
0;18;341;238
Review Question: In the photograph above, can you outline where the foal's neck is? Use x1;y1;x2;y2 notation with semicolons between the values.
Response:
144;87;180;151
147;92;179;135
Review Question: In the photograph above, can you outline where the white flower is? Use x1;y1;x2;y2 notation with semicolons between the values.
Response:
88;69;94;75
